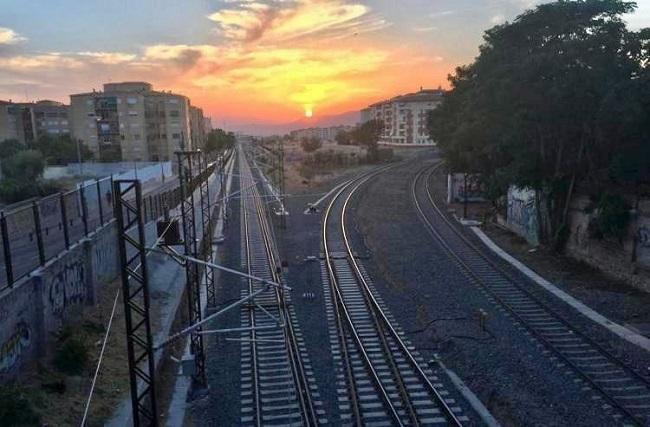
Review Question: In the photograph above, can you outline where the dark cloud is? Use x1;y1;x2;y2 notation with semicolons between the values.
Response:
173;49;203;70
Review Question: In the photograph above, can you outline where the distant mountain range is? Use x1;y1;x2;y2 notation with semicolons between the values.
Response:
229;110;360;136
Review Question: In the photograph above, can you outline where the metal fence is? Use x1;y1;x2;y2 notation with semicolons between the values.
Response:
0;162;216;290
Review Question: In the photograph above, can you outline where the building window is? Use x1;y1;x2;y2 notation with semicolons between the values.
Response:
87;113;96;117
86;99;94;106
168;99;179;104
172;133;181;139
169;110;180;118
128;111;138;116
61;120;68;125
127;97;137;105
133;134;141;140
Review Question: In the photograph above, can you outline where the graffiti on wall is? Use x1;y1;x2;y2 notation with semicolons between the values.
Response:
0;322;32;373
48;259;86;317
638;226;650;248
94;234;117;281
507;186;539;245
448;173;486;203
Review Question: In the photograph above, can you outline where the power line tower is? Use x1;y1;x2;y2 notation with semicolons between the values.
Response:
176;150;207;389
114;179;158;427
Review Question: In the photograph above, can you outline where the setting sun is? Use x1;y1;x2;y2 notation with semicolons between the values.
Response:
304;105;313;118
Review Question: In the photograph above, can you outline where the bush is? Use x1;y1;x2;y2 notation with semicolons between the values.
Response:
0;179;63;204
1;150;44;181
587;193;630;240
0;385;41;426
53;330;88;375
300;137;322;153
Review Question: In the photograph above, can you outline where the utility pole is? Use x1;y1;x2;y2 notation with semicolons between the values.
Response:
76;138;83;176
114;179;158;426
176;150;207;390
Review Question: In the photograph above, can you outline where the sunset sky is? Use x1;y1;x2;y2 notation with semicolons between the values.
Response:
1;0;648;130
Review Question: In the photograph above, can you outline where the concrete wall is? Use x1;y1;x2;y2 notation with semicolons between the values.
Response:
565;196;650;292
447;173;485;204
0;220;120;382
505;185;539;246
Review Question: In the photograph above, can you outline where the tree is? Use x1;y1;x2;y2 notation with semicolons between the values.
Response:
300;136;322;153
205;129;235;153
30;134;93;165
351;119;383;161
335;131;351;145
0;139;25;160
2;150;45;181
428;0;649;248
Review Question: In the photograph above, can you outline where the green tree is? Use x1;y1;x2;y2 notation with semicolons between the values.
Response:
335;130;351;145
0;139;25;160
428;0;649;248
351;119;383;161
30;134;93;165
2;150;45;181
300;136;322;153
205;129;235;154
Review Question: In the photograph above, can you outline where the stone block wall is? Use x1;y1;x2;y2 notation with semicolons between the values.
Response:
565;196;650;292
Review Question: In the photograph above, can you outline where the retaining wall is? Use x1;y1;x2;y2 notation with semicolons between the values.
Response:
0;221;119;383
565;196;650;292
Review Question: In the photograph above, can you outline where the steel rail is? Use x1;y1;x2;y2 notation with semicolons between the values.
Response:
241;154;263;427
251;168;319;426
322;165;409;426
412;162;650;426
341;172;465;427
241;149;320;426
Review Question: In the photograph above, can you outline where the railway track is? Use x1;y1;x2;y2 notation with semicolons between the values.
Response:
412;162;650;426
322;167;468;426
238;149;325;426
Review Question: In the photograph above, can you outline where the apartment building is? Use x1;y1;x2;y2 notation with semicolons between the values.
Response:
360;88;444;145
0;100;70;145
70;82;193;162
289;125;353;141
189;106;206;150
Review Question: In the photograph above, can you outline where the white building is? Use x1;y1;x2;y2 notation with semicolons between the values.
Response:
361;88;444;145
289;125;353;141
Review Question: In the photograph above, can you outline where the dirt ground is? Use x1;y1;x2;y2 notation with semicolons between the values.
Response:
283;139;366;192
14;277;130;426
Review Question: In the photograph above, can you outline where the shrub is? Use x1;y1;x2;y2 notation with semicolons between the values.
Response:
0;385;41;426
587;193;630;240
53;330;88;375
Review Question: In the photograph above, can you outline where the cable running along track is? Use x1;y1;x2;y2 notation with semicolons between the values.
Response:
412;162;650;426
322;167;467;426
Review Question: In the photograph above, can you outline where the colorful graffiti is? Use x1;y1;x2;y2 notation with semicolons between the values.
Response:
507;186;539;245
0;322;32;373
448;173;486;202
48;259;86;317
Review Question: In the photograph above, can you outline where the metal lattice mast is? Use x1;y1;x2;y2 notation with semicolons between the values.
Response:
199;152;216;308
176;150;207;388
113;180;158;427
